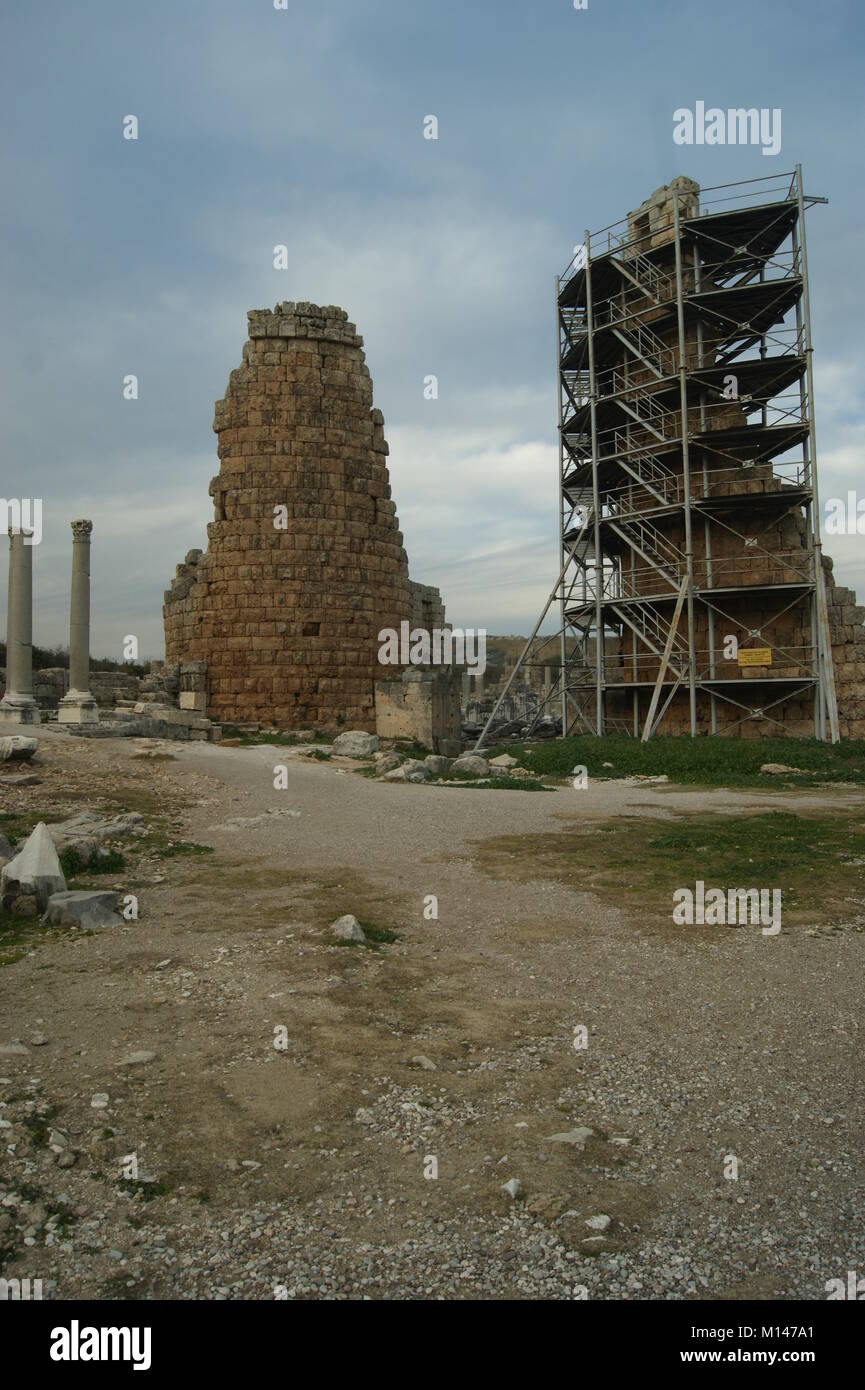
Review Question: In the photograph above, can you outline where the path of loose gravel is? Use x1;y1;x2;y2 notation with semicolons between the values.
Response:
1;727;863;1300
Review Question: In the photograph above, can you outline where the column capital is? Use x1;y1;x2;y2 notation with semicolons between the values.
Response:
70;519;93;540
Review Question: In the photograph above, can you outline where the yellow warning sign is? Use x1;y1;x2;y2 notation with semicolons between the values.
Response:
738;647;772;667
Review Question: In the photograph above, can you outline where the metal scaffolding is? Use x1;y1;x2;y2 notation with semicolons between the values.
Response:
477;167;839;747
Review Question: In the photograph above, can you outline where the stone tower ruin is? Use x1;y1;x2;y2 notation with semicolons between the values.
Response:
164;301;444;730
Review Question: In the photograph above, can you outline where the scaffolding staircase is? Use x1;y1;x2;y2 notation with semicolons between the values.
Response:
606;513;684;592
610;597;690;682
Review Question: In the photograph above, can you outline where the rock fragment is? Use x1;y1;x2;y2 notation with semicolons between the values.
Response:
0;735;38;762
332;731;378;757
330;914;366;943
451;754;491;778
546;1127;594;1149
42;890;124;930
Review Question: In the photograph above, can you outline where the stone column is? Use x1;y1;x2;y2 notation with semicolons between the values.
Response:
58;519;98;724
0;528;41;724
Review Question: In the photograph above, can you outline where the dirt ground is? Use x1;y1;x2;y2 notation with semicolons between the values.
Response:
1;726;864;1301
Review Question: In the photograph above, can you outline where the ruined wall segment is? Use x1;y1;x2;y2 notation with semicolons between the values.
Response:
164;302;434;729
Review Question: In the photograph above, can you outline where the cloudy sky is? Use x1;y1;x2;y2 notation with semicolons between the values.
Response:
1;0;864;660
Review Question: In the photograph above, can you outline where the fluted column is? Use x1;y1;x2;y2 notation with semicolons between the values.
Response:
58;519;98;724
0;528;41;724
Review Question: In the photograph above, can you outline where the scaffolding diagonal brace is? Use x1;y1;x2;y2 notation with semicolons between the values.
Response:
641;576;689;741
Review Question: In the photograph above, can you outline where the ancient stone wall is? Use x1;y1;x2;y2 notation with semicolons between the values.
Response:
409;581;447;632
375;668;462;756
164;302;444;730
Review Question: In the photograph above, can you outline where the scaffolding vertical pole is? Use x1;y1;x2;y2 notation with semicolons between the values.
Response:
555;275;568;736
584;229;604;733
790;210;822;738
796;163;839;742
672;192;698;736
693;234;717;732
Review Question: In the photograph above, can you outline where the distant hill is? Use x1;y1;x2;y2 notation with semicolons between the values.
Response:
0;640;148;677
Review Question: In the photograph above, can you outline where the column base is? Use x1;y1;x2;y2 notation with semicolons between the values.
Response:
57;690;99;724
0;693;41;725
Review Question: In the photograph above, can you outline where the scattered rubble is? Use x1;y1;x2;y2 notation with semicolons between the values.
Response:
45;810;145;865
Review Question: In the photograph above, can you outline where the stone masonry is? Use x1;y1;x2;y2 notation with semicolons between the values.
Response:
164;302;444;730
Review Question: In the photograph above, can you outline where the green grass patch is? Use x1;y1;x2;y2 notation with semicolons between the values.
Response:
334;919;400;950
392;739;433;760
0;907;45;966
361;921;399;945
117;1177;171;1202
484;734;865;789
151;840;214;859
220;726;335;748
21;1105;60;1150
442;774;550;792
59;846;126;879
476;808;865;928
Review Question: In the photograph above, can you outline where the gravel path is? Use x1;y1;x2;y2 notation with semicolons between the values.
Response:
1;729;863;1300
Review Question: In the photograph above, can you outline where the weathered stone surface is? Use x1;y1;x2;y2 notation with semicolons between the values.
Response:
42;890;123;930
382;761;427;783
423;755;449;775
0;735;38;762
547;1127;594;1149
163;303;444;732
1;772;42;787
451;754;491;778
332;730;378;758
1;823;66;911
585;1214;611;1232
375;668;461;757
374;752;403;775
330;914;366;942
489;753;517;768
401;759;428;778
46;810;144;864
